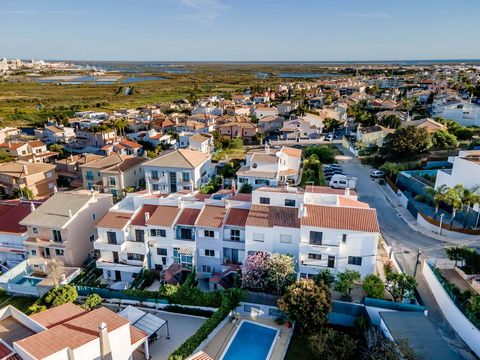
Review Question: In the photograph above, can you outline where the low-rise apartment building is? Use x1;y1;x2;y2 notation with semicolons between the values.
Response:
93;185;379;285
0;140;57;163
435;150;480;191
142;149;213;194
20;190;112;273
0;161;57;198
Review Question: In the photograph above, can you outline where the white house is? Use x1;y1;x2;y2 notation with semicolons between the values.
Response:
178;132;214;154
435;150;480;192
237;146;302;189
142;149;213;194
431;99;480;126
253;105;278;119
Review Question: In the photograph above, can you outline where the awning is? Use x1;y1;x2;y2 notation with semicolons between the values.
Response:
178;247;194;255
119;305;167;338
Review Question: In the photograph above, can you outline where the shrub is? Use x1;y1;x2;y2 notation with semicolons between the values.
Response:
168;288;246;360
307;328;358;360
313;269;336;288
44;285;78;307
363;274;385;299
163;305;214;318
81;293;102;311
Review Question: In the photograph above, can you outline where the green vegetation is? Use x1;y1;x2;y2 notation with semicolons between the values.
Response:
0;289;36;313
385;272;417;303
381;126;432;159
81;293;102;311
168;288;246;360
362;274;385;299
335;270;361;299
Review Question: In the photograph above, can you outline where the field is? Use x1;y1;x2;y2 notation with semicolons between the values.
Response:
0;63;349;127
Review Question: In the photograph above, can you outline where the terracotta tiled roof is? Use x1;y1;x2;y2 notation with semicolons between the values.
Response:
0;141;26;150
225;208;249;227
144;149;210;169
196;205;227;228
0;342;13;359
229;193;252;202
187;351;214;360
130;204;158;226
28;140;46;148
304;185;357;196
281;146;302;158
302;204;379;233
147;205;181;227
130;325;147;345
96;211;133;229
176;208;201;226
338;196;370;208
0;200;39;234
120;139;142;148
30;303;87;329
18;307;135;359
246;204;300;228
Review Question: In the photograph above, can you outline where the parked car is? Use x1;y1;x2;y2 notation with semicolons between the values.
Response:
325;164;342;169
329;175;357;189
370;170;385;178
325;133;334;141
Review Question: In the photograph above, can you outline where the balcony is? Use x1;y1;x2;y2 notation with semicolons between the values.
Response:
95;259;143;273
93;239;126;252
124;241;148;255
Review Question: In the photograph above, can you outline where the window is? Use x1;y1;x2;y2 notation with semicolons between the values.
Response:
253;233;264;242
52;229;62;243
92;213;96;221
32;227;38;235
152;184;159;191
308;253;321;260
280;234;292;244
108;177;116;186
107;231;117;245
205;249;215;257
55;249;64;256
342;234;347;243
157;248;167;256
230;229;240;241
135;229;145;242
31;249;37;256
89;234;95;242
127;253;145;261
182;172;190;182
179;228;193;240
309;231;323;245
285;199;296;207
151;170;159;180
202;265;212;273
86;171;94;181
259;197;270;205
150;229;166;237
328;256;335;268
204;230;215;238
348;256;362;266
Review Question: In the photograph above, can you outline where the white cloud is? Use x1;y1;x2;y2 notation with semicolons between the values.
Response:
338;12;392;19
0;10;89;15
176;0;227;22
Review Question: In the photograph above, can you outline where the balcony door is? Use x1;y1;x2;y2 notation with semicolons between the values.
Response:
169;172;177;193
113;251;119;263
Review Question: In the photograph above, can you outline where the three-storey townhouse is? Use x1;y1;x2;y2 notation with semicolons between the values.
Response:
20;190;113;273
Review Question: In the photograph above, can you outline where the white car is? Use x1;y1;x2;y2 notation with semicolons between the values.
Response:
325;133;334;141
370;170;385;178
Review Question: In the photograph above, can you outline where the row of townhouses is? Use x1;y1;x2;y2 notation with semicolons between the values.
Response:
93;185;379;287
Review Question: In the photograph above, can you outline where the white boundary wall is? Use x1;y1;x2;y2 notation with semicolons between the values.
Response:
422;260;480;356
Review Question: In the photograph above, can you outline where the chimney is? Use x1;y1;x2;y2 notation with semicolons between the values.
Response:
98;322;112;360
345;188;350;197
30;202;35;212
144;212;150;223
68;209;72;217
298;203;307;218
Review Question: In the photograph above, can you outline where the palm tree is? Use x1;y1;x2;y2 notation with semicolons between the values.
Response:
462;187;480;228
443;185;464;225
426;185;449;219
46;259;64;288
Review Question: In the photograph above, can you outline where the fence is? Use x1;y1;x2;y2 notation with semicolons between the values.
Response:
75;286;169;304
422;260;480;356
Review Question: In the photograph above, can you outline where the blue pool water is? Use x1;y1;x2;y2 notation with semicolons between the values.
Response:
222;321;278;360
14;277;42;286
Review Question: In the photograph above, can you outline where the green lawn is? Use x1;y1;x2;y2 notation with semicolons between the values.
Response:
0;293;36;313
284;328;315;360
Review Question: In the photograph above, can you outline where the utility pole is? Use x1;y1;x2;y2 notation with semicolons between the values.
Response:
413;248;421;278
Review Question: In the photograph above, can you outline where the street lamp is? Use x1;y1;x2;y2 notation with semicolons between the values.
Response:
438;213;445;235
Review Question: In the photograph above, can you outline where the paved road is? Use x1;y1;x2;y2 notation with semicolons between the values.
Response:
336;149;476;359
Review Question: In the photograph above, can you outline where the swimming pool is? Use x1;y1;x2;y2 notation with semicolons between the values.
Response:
221;321;278;360
14;276;42;286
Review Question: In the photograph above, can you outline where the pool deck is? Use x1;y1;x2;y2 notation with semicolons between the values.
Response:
201;315;293;360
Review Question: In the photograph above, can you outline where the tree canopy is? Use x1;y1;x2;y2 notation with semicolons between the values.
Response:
381;126;432;159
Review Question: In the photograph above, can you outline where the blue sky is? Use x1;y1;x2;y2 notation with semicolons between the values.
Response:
1;0;479;61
